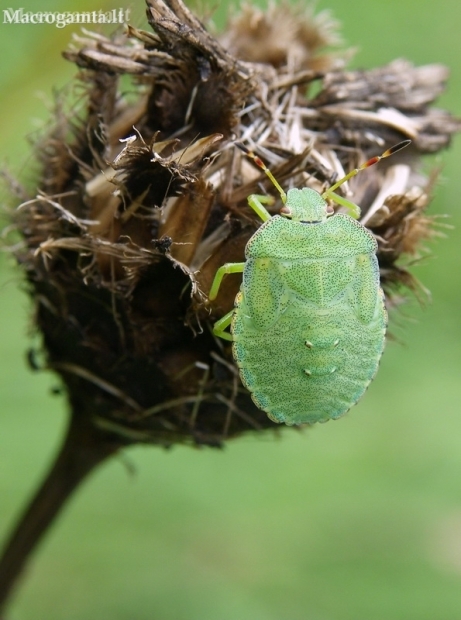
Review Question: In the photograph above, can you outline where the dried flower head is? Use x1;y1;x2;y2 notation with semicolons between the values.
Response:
8;0;461;449
2;1;461;608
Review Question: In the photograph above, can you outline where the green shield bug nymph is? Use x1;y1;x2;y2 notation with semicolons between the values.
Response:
209;140;411;425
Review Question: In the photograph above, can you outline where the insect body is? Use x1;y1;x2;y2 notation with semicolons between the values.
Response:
209;141;410;425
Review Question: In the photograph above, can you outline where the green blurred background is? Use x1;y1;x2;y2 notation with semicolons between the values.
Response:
1;0;461;618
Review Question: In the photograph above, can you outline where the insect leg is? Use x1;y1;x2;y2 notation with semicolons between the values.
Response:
209;262;245;300
247;194;275;222
213;310;234;341
324;191;361;219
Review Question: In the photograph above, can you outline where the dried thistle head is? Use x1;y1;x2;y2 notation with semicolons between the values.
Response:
8;0;461;447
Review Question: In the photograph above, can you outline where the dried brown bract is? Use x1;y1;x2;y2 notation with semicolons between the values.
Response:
9;0;461;449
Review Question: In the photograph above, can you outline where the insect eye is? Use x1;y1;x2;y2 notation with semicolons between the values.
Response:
280;205;292;217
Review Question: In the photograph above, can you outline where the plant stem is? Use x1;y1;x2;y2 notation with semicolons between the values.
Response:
0;413;120;614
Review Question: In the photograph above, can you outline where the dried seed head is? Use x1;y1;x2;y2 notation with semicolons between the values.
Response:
7;0;461;447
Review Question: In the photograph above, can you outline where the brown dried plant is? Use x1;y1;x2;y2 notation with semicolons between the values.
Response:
1;0;459;611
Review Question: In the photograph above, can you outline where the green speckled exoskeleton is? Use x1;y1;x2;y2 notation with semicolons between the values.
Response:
209;140;411;425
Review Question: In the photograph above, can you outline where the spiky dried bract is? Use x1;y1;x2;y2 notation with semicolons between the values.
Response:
220;1;343;71
9;0;461;447
310;60;458;152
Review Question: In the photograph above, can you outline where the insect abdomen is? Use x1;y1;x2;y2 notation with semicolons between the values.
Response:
232;289;386;425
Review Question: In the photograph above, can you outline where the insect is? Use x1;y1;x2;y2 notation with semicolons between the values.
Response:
209;140;411;425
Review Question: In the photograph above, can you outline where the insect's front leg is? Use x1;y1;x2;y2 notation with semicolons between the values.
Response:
209;192;274;342
212;310;234;341
247;194;275;223
323;190;361;219
209;262;245;341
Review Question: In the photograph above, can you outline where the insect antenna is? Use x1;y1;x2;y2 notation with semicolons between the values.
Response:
323;140;411;197
235;142;287;204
